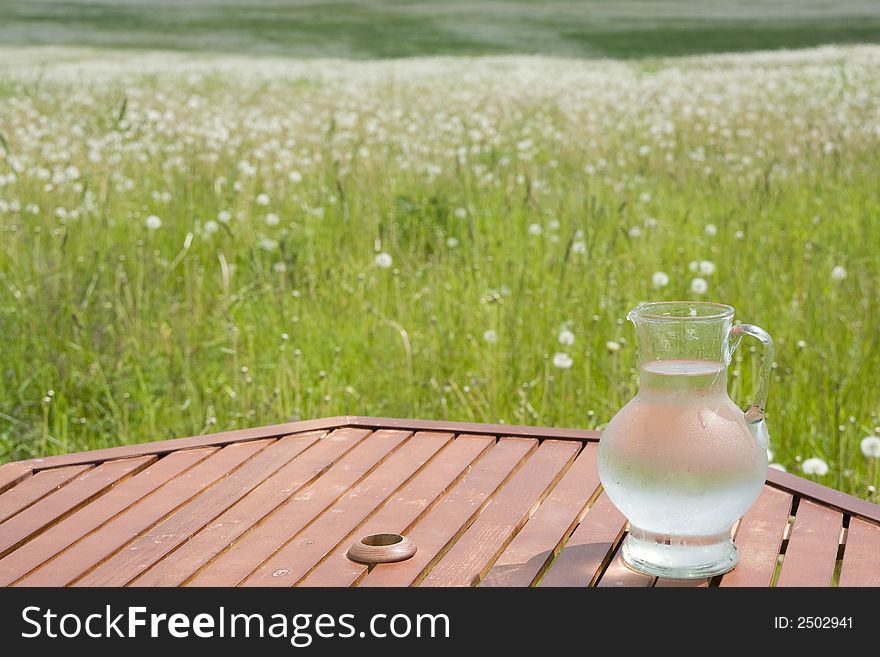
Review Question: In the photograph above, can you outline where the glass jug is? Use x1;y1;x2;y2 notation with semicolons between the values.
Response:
598;301;773;579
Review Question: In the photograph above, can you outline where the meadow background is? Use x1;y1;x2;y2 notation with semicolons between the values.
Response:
0;1;879;499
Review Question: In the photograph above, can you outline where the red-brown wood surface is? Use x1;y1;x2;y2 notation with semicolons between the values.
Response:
361;438;536;587
243;432;453;586
420;440;580;587
481;443;601;587
1;417;879;588
0;464;92;524
838;517;880;587
15;440;272;586
0;448;215;586
540;492;627;587
0;463;30;495
132;429;365;587
186;429;405;586
0;455;155;558
300;435;493;587
775;500;842;587
719;486;793;587
76;433;321;586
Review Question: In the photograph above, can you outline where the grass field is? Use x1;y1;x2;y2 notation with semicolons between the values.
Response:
0;46;878;498
0;1;879;58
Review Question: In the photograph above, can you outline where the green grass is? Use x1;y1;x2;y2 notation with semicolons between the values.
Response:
0;1;879;58
0;47;878;500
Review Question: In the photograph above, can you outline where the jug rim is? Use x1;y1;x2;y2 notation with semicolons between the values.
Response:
629;301;734;323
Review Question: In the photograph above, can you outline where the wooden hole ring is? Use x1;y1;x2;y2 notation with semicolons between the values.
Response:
347;533;416;565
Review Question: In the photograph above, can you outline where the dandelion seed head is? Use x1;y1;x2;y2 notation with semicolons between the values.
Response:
860;435;880;458
698;260;716;275
558;329;575;346
690;277;708;294
801;457;829;476
651;271;670;288
553;352;573;369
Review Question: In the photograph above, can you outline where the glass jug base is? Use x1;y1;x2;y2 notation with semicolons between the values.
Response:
621;527;738;579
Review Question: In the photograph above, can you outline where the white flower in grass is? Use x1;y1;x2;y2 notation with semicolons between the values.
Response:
272;262;287;273
801;457;829;476
769;463;787;472
528;223;543;236
831;265;847;281
558;329;575;346
698;260;716;275
605;340;621;352
860;436;880;458
483;329;498;344
266;213;280;226
256;193;270;206
553;352;573;369
218;210;232;223
454;207;467;219
375;252;393;269
203;220;219;235
571;240;587;255
690;277;708;294
652;271;669;288
259;237;278;251
145;215;162;230
688;260;699;272
288;171;303;183
705;223;718;236
446;236;459;249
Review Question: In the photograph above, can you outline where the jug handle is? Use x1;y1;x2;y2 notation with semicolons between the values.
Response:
728;323;774;425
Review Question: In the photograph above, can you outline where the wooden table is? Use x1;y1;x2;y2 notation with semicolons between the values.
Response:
1;416;878;587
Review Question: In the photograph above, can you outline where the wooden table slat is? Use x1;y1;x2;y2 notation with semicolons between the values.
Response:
481;443;601;587
420;439;580;587
187;429;408;586
242;432;454;586
14;440;274;586
300;434;494;587
718;486;793;587
0;464;93;524
775;499;842;587
0;448;216;586
131;429;367;587
0;463;31;495
838;517;880;587
360;437;536;587
75;433;323;586
0;455;155;559
540;492;627;587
